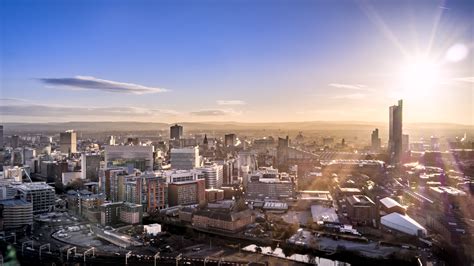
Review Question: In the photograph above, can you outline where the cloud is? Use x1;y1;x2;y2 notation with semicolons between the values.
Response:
0;104;178;117
328;83;374;91
216;100;246;105
190;109;239;116
332;93;367;99
0;97;30;103
452;77;474;83
39;76;167;94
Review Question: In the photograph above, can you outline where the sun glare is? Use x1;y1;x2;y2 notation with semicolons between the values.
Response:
398;57;441;99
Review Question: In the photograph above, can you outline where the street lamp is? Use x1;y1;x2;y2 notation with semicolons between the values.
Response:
154;251;160;266
125;251;132;265
175;253;182;266
39;243;50;260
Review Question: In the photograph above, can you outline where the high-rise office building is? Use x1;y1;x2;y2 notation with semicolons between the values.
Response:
59;130;77;154
371;128;381;152
224;133;236;148
11;135;19;149
170;124;183;140
389;100;403;164
81;153;101;181
170;146;200;170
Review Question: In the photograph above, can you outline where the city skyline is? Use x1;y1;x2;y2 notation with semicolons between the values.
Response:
1;0;473;125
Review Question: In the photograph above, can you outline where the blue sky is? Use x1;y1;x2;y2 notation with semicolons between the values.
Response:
1;0;473;124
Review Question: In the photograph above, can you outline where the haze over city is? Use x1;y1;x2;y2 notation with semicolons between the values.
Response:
0;1;473;266
1;0;473;124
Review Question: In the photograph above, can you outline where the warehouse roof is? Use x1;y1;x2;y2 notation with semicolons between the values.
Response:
381;212;427;236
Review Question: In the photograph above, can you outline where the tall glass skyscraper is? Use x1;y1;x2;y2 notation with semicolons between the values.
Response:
389;100;403;164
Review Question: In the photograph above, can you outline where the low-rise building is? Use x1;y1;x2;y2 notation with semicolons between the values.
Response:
192;205;254;233
246;169;295;199
0;198;33;230
381;212;427;237
120;202;143;225
346;195;376;226
379;197;406;215
205;188;224;203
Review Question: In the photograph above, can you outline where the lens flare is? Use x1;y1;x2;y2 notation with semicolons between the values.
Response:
445;43;469;62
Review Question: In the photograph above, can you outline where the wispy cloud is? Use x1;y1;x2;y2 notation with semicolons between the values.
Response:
0;97;30;103
332;93;367;100
216;100;246;106
190;109;240;116
451;77;474;83
0;104;178;117
39;76;168;94
328;83;374;91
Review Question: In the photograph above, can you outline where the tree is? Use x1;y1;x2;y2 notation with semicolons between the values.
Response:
65;178;85;191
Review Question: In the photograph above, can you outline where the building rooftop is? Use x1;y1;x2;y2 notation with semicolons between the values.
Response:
170;179;203;185
298;190;332;201
311;205;339;223
379;197;405;209
14;182;55;191
347;195;375;206
0;198;31;206
194;208;253;222
381;212;427;236
338;187;362;193
263;201;288;210
429;186;467;196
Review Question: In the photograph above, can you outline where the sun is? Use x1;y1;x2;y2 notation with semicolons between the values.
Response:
397;57;442;99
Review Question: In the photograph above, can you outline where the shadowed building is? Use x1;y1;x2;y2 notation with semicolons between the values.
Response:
60;130;77;154
170;124;183;140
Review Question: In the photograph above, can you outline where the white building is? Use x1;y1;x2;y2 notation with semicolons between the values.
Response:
3;166;23;182
381;212;427;237
144;223;162;236
162;169;203;183
197;163;223;189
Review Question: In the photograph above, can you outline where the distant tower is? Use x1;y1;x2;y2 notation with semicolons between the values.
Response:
277;136;290;171
107;135;116;146
389;100;403;164
170;124;183;140
371;128;381;152
60;130;77;154
0;125;3;148
402;134;409;152
11;135;19;149
203;134;208;145
224;133;236;148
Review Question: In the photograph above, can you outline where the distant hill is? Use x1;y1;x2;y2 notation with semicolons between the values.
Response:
2;121;472;134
